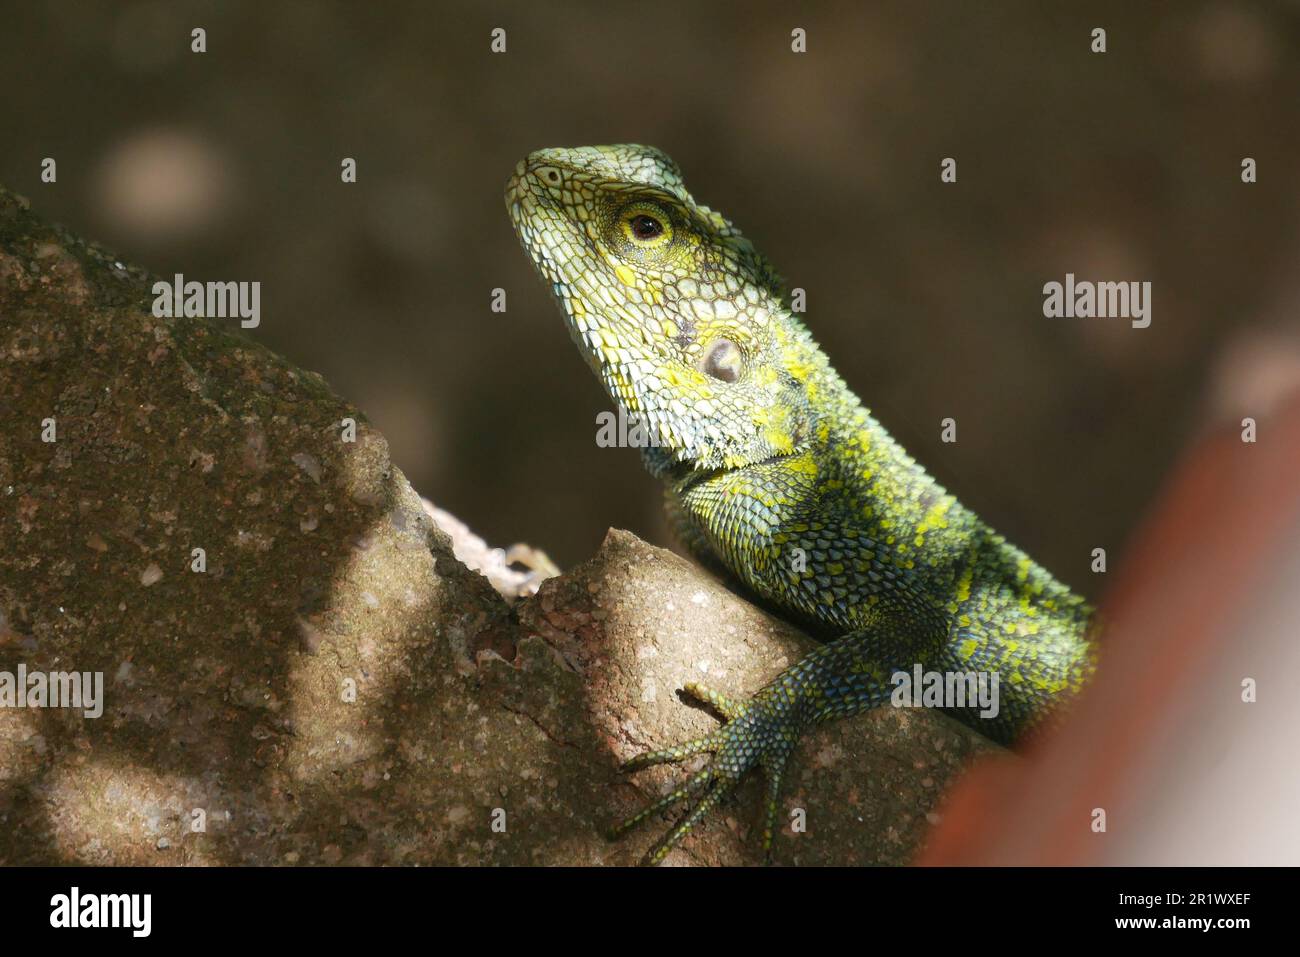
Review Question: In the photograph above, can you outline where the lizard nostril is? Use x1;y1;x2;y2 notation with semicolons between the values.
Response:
532;165;562;187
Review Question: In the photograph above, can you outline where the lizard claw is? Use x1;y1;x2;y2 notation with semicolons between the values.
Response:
610;680;802;865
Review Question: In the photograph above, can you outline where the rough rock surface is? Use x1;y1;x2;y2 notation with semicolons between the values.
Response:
0;186;1000;865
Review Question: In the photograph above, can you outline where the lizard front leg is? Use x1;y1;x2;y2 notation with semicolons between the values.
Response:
610;624;923;865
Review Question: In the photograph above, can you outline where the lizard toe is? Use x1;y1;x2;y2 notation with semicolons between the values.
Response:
613;687;804;864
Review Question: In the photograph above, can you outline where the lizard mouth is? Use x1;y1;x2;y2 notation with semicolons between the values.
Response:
673;450;798;494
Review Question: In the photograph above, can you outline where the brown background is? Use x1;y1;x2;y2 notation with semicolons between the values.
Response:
4;0;1299;595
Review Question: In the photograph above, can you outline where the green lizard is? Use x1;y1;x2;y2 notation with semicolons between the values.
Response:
506;145;1098;865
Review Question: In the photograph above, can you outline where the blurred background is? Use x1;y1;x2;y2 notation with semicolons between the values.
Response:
3;0;1299;594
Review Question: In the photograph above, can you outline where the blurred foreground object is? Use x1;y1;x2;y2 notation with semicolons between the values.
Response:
921;384;1300;865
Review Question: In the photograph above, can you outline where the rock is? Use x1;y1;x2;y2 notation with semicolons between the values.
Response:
0;185;1000;866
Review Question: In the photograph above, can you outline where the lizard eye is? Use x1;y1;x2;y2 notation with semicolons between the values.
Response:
630;215;662;240
619;204;673;247
702;339;742;382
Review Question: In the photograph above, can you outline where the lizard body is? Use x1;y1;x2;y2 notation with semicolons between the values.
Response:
506;145;1098;864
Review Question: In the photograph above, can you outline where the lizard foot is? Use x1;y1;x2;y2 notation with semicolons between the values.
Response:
610;680;802;865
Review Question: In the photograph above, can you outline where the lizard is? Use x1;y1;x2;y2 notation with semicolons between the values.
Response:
505;144;1098;865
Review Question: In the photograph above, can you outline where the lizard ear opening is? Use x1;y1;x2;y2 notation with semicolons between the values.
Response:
701;339;742;382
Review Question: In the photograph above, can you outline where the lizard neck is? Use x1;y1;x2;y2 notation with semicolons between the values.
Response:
669;322;1089;635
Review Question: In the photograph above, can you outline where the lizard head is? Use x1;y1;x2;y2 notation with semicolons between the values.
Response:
506;144;814;475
